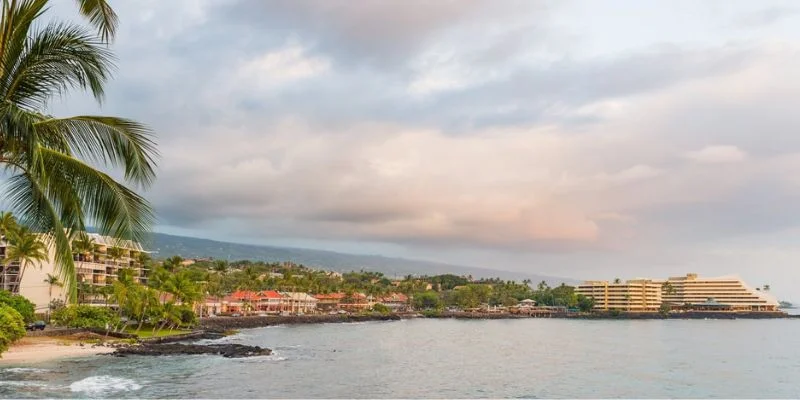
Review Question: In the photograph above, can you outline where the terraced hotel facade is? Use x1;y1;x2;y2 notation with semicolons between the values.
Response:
576;273;779;312
0;233;149;312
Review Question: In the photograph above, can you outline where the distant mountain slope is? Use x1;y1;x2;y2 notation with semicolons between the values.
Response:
147;232;578;285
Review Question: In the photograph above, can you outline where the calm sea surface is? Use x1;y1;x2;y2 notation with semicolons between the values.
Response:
2;318;800;399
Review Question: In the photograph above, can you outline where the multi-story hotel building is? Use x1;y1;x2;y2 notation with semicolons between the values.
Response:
655;273;778;311
576;273;779;312
0;233;149;311
576;279;662;311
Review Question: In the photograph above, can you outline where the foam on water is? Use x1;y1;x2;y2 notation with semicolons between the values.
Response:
0;380;49;387
69;375;142;395
234;354;288;363
2;367;50;374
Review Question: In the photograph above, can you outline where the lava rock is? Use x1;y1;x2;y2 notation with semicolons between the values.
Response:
114;343;272;358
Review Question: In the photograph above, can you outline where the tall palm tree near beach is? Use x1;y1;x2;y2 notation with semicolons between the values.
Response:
0;0;158;301
43;272;61;316
4;225;48;291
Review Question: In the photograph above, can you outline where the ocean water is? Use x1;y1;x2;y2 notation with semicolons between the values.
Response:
2;318;800;398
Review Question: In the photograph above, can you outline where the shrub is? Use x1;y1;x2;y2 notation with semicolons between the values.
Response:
51;305;119;329
422;309;441;318
372;303;390;314
0;304;26;355
176;306;197;326
0;290;35;323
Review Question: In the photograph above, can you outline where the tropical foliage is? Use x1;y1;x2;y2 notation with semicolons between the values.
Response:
0;289;34;322
0;303;25;354
0;0;158;303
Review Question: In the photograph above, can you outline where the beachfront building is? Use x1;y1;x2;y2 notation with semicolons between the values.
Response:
0;233;148;312
575;279;662;312
339;292;372;312
314;293;346;311
656;273;779;311
377;293;409;312
280;292;318;313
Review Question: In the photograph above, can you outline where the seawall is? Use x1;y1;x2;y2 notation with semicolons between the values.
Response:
199;313;402;330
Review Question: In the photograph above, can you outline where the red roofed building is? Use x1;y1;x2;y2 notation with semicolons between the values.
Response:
314;293;346;311
378;293;410;312
340;292;372;312
257;290;282;312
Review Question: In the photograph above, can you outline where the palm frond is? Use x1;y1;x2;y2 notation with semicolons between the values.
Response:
75;0;117;43
1;20;114;110
35;147;154;245
34;116;158;187
4;172;77;300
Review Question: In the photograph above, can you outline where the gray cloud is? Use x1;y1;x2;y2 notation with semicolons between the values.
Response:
38;1;800;298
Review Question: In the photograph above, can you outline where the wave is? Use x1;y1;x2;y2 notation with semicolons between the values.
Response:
2;367;50;374
69;375;142;395
0;380;49;388
233;354;288;363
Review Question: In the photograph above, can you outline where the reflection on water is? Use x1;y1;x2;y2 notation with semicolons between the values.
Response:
2;318;800;398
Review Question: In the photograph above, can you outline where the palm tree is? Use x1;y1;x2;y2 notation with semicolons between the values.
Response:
613;278;622;284
43;273;61;318
44;273;61;303
4;226;48;292
212;260;228;274
0;1;158;302
763;284;771;292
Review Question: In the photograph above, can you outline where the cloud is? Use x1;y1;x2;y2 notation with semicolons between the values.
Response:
684;145;748;164
36;0;800;297
734;6;799;29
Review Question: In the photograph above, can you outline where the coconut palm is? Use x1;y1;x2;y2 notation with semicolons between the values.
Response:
4;225;48;292
75;0;118;43
44;272;61;302
0;1;158;302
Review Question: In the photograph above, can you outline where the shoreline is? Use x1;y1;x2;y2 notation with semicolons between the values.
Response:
4;311;794;365
0;337;114;365
199;310;796;330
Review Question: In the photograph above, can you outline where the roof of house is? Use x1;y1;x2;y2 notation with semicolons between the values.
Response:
258;290;283;299
315;293;347;300
380;293;409;303
230;290;260;301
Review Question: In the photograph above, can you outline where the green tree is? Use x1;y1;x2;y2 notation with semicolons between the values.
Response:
0;290;34;322
4;225;48;291
0;0;158;302
576;294;595;312
0;303;25;355
412;291;442;310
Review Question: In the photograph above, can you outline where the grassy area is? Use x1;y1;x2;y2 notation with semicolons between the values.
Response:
123;326;192;338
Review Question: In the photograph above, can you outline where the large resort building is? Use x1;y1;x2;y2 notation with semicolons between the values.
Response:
576;279;662;312
576;273;779;312
0;233;149;312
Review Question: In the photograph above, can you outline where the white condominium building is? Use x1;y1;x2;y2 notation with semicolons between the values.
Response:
656;273;778;311
0;233;149;312
576;273;779;312
576;279;662;311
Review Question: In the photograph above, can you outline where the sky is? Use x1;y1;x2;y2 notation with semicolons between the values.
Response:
46;0;800;301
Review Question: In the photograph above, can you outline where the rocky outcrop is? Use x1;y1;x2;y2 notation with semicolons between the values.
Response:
114;343;272;358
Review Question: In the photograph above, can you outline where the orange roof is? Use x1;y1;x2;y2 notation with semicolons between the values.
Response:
258;290;282;299
380;293;408;303
230;290;260;301
314;293;346;300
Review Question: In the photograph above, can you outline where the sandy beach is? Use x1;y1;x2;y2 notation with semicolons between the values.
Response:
0;337;114;365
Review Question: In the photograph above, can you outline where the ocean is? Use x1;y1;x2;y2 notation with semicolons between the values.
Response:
2;318;800;398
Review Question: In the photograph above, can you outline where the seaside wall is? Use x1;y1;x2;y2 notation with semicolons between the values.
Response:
199;314;401;330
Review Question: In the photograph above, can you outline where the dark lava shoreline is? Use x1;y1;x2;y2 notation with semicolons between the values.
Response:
198;311;795;331
105;311;793;358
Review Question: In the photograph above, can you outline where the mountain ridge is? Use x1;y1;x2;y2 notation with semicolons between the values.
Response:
147;232;579;285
